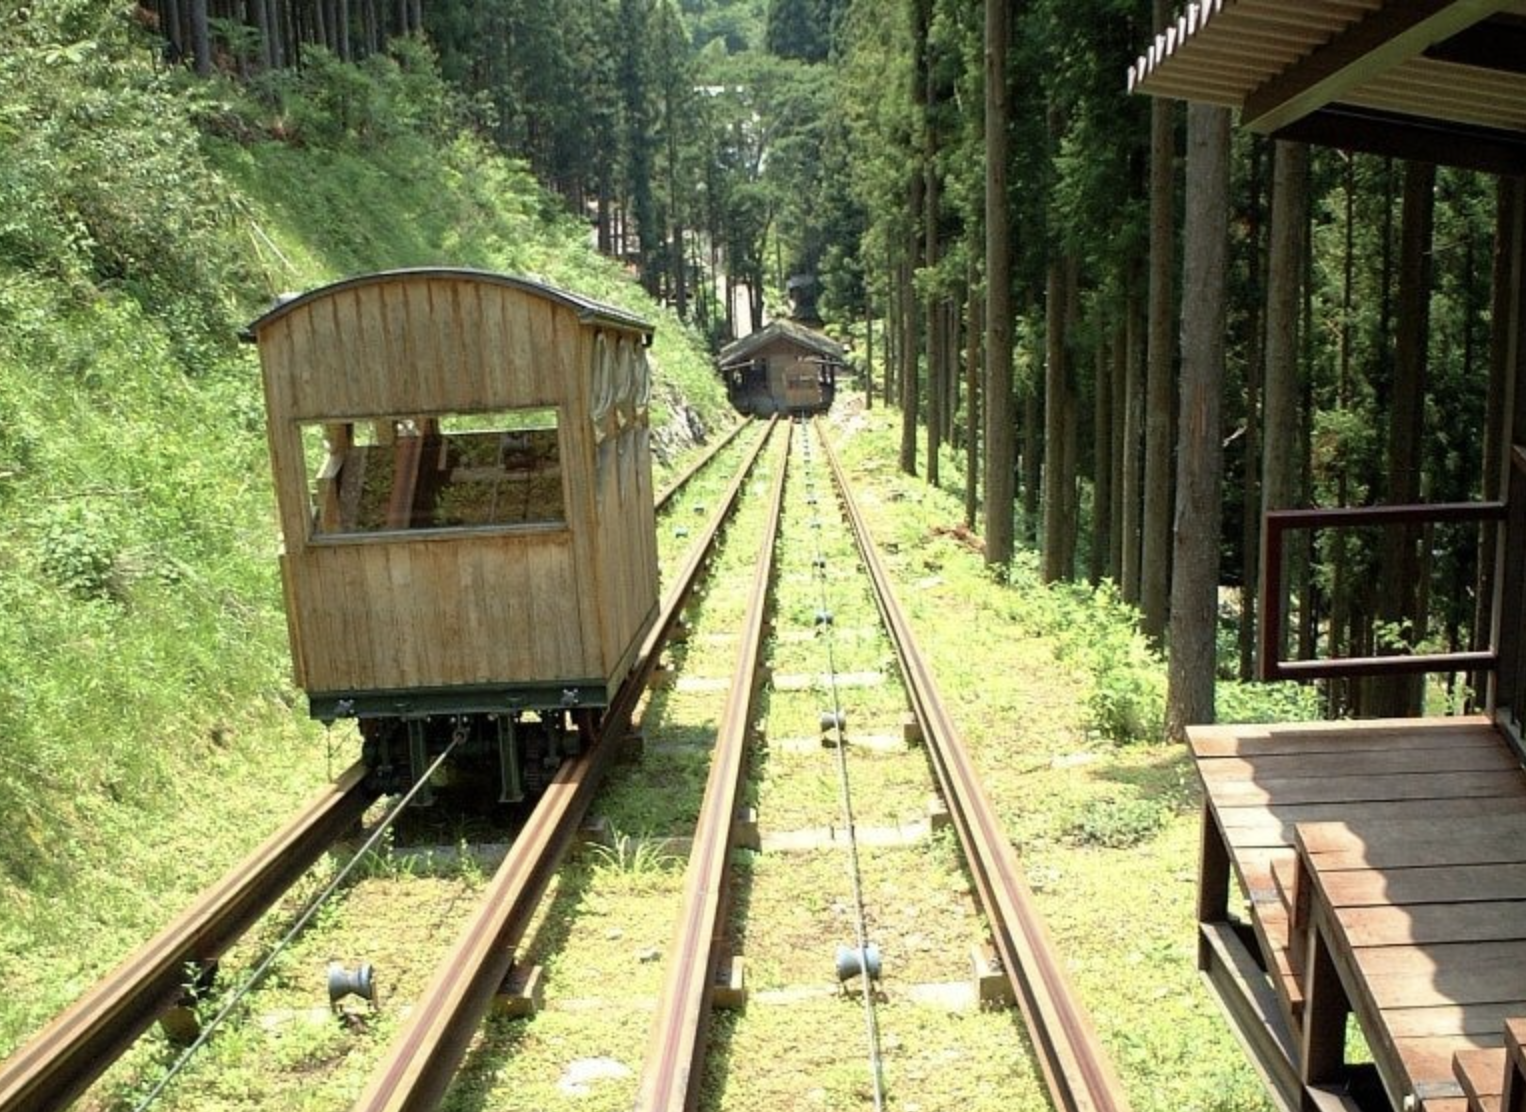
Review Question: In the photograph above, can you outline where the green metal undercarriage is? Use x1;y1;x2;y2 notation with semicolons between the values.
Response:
310;681;608;804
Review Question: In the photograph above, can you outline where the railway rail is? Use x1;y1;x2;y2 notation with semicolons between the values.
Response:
4;414;1134;1112
820;421;1132;1112
351;418;780;1112
0;763;376;1112
0;420;762;1112
634;418;790;1112
632;416;1132;1112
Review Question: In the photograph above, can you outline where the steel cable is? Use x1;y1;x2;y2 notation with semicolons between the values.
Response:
797;419;887;1112
132;725;471;1111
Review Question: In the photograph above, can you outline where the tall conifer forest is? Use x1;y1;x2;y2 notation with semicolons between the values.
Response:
33;0;1514;734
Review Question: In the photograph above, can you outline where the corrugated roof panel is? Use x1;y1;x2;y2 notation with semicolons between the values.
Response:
1350;57;1526;131
1130;0;1525;148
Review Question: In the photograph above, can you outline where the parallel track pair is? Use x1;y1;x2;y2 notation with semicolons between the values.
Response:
1;418;1129;1112
636;422;1131;1112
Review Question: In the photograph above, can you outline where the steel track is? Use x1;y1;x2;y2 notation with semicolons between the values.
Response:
0;418;770;1112
818;420;1134;1112
633;417;790;1112
655;418;755;512
13;410;1132;1112
351;417;780;1112
0;761;376;1112
634;417;1134;1112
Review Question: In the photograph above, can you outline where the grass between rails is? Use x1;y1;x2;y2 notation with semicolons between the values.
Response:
697;419;1048;1110
824;402;1279;1112
706;996;1042;1112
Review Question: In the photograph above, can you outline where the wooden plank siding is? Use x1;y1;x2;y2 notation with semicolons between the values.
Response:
266;275;570;421
249;270;657;706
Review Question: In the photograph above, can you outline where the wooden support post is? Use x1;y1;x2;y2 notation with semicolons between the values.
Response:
902;712;923;746
1288;856;1311;980
619;730;646;762
1197;803;1232;926
1505;1018;1526;1112
1299;910;1351;1097
972;944;1015;1006
732;807;761;852
580;813;613;848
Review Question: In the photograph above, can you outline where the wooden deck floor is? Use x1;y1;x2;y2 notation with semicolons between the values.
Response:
1188;715;1526;1112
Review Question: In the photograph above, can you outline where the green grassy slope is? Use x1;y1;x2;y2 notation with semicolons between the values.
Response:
0;9;729;1057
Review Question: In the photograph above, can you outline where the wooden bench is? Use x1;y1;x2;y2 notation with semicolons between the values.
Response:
1296;811;1526;1112
1188;716;1526;1112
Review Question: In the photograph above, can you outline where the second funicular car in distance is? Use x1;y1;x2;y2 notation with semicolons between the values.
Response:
720;318;844;418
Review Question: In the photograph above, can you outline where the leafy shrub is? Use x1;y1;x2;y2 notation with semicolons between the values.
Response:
1001;554;1166;745
1066;796;1172;849
0;418;39;486
1217;678;1321;724
37;503;121;601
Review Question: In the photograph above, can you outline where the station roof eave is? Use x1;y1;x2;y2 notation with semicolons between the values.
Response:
1128;0;1526;176
718;318;846;369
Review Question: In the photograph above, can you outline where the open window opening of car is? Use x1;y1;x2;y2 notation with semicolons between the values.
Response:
300;407;564;537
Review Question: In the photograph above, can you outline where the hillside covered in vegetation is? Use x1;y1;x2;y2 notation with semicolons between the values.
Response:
0;8;1351;1110
0;2;733;1050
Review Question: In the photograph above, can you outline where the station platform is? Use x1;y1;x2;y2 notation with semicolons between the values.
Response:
1188;715;1526;1112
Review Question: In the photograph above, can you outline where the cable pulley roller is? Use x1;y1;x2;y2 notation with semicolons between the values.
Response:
835;943;882;983
131;724;470;1111
327;961;376;1008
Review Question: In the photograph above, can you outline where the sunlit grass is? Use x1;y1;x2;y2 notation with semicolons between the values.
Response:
823;403;1275;1112
0;26;732;1099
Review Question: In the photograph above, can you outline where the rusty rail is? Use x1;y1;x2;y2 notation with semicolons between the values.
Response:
655;418;752;512
633;419;789;1112
352;417;779;1112
819;421;1133;1112
0;761;376;1112
1260;501;1503;681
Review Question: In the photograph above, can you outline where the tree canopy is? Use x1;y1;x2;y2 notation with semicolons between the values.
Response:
118;0;1512;732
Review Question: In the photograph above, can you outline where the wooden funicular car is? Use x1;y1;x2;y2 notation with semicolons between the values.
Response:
720;318;844;418
245;268;659;802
